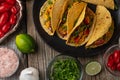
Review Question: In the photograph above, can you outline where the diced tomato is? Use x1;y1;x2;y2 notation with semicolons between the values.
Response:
84;16;90;25
74;37;80;43
94;39;104;45
84;29;89;35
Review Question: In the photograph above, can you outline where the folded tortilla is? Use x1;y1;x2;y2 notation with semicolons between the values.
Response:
88;21;114;48
40;0;69;36
39;1;55;36
56;2;87;40
86;5;112;47
66;7;95;47
51;0;70;35
81;0;115;10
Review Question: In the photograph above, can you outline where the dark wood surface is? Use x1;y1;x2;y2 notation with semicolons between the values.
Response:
0;0;120;80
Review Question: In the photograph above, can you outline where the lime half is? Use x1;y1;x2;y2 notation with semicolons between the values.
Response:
85;61;102;76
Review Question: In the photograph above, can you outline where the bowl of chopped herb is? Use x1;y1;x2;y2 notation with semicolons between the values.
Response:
47;55;83;80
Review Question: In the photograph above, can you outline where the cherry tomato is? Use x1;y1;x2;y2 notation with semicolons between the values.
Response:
113;50;120;63
84;16;90;25
0;0;4;3
2;22;11;33
0;2;12;13
111;65;116;71
6;0;16;5
0;30;4;38
11;6;17;14
117;63;120;71
107;59;114;68
0;12;9;27
9;14;17;25
108;54;113;61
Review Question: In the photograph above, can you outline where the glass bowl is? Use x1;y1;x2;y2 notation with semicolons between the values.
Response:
0;47;19;79
46;55;83;80
103;44;120;76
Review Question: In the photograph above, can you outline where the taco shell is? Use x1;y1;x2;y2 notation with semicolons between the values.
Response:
81;0;115;10
51;0;70;34
56;2;87;40
39;1;54;36
86;5;112;47
66;7;95;47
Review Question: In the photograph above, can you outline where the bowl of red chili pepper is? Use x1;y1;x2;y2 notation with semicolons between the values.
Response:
0;0;22;43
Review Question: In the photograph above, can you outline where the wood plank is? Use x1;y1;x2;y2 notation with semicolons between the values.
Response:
0;0;27;80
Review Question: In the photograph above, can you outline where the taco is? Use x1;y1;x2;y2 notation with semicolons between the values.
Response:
51;0;70;35
81;0;115;10
57;2;87;40
86;5;113;48
39;1;55;36
40;0;69;36
66;6;95;47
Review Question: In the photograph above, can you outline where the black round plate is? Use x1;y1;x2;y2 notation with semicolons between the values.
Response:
33;0;120;57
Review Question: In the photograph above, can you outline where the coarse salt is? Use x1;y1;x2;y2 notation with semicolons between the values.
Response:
0;47;19;78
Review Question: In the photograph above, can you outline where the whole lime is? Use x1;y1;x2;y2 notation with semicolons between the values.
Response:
15;34;36;53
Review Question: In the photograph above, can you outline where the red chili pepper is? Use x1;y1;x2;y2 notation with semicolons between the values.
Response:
11;6;17;14
2;22;11;33
0;12;9;27
6;0;16;5
0;2;12;13
9;14;17;25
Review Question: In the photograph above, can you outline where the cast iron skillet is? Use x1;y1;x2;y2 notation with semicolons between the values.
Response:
33;0;120;57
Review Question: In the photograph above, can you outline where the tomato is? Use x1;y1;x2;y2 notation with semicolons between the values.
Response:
84;29;89;35
84;16;90;25
9;14;17;25
0;0;4;3
94;39;104;45
6;0;16;5
11;6;17;14
74;37;80;43
0;30;4;38
108;54;113;61
2;22;11;33
0;12;9;27
113;50;120;63
117;63;120;71
0;2;12;13
107;59;114;68
111;65;116;71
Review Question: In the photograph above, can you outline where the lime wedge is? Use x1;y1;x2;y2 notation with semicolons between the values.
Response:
85;61;101;76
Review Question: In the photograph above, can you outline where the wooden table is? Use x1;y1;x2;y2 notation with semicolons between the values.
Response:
0;0;120;80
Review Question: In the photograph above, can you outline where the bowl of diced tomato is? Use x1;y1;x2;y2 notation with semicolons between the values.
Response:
103;44;120;76
0;0;22;43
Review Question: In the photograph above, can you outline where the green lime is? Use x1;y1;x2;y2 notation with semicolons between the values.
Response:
85;61;102;76
15;34;36;53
